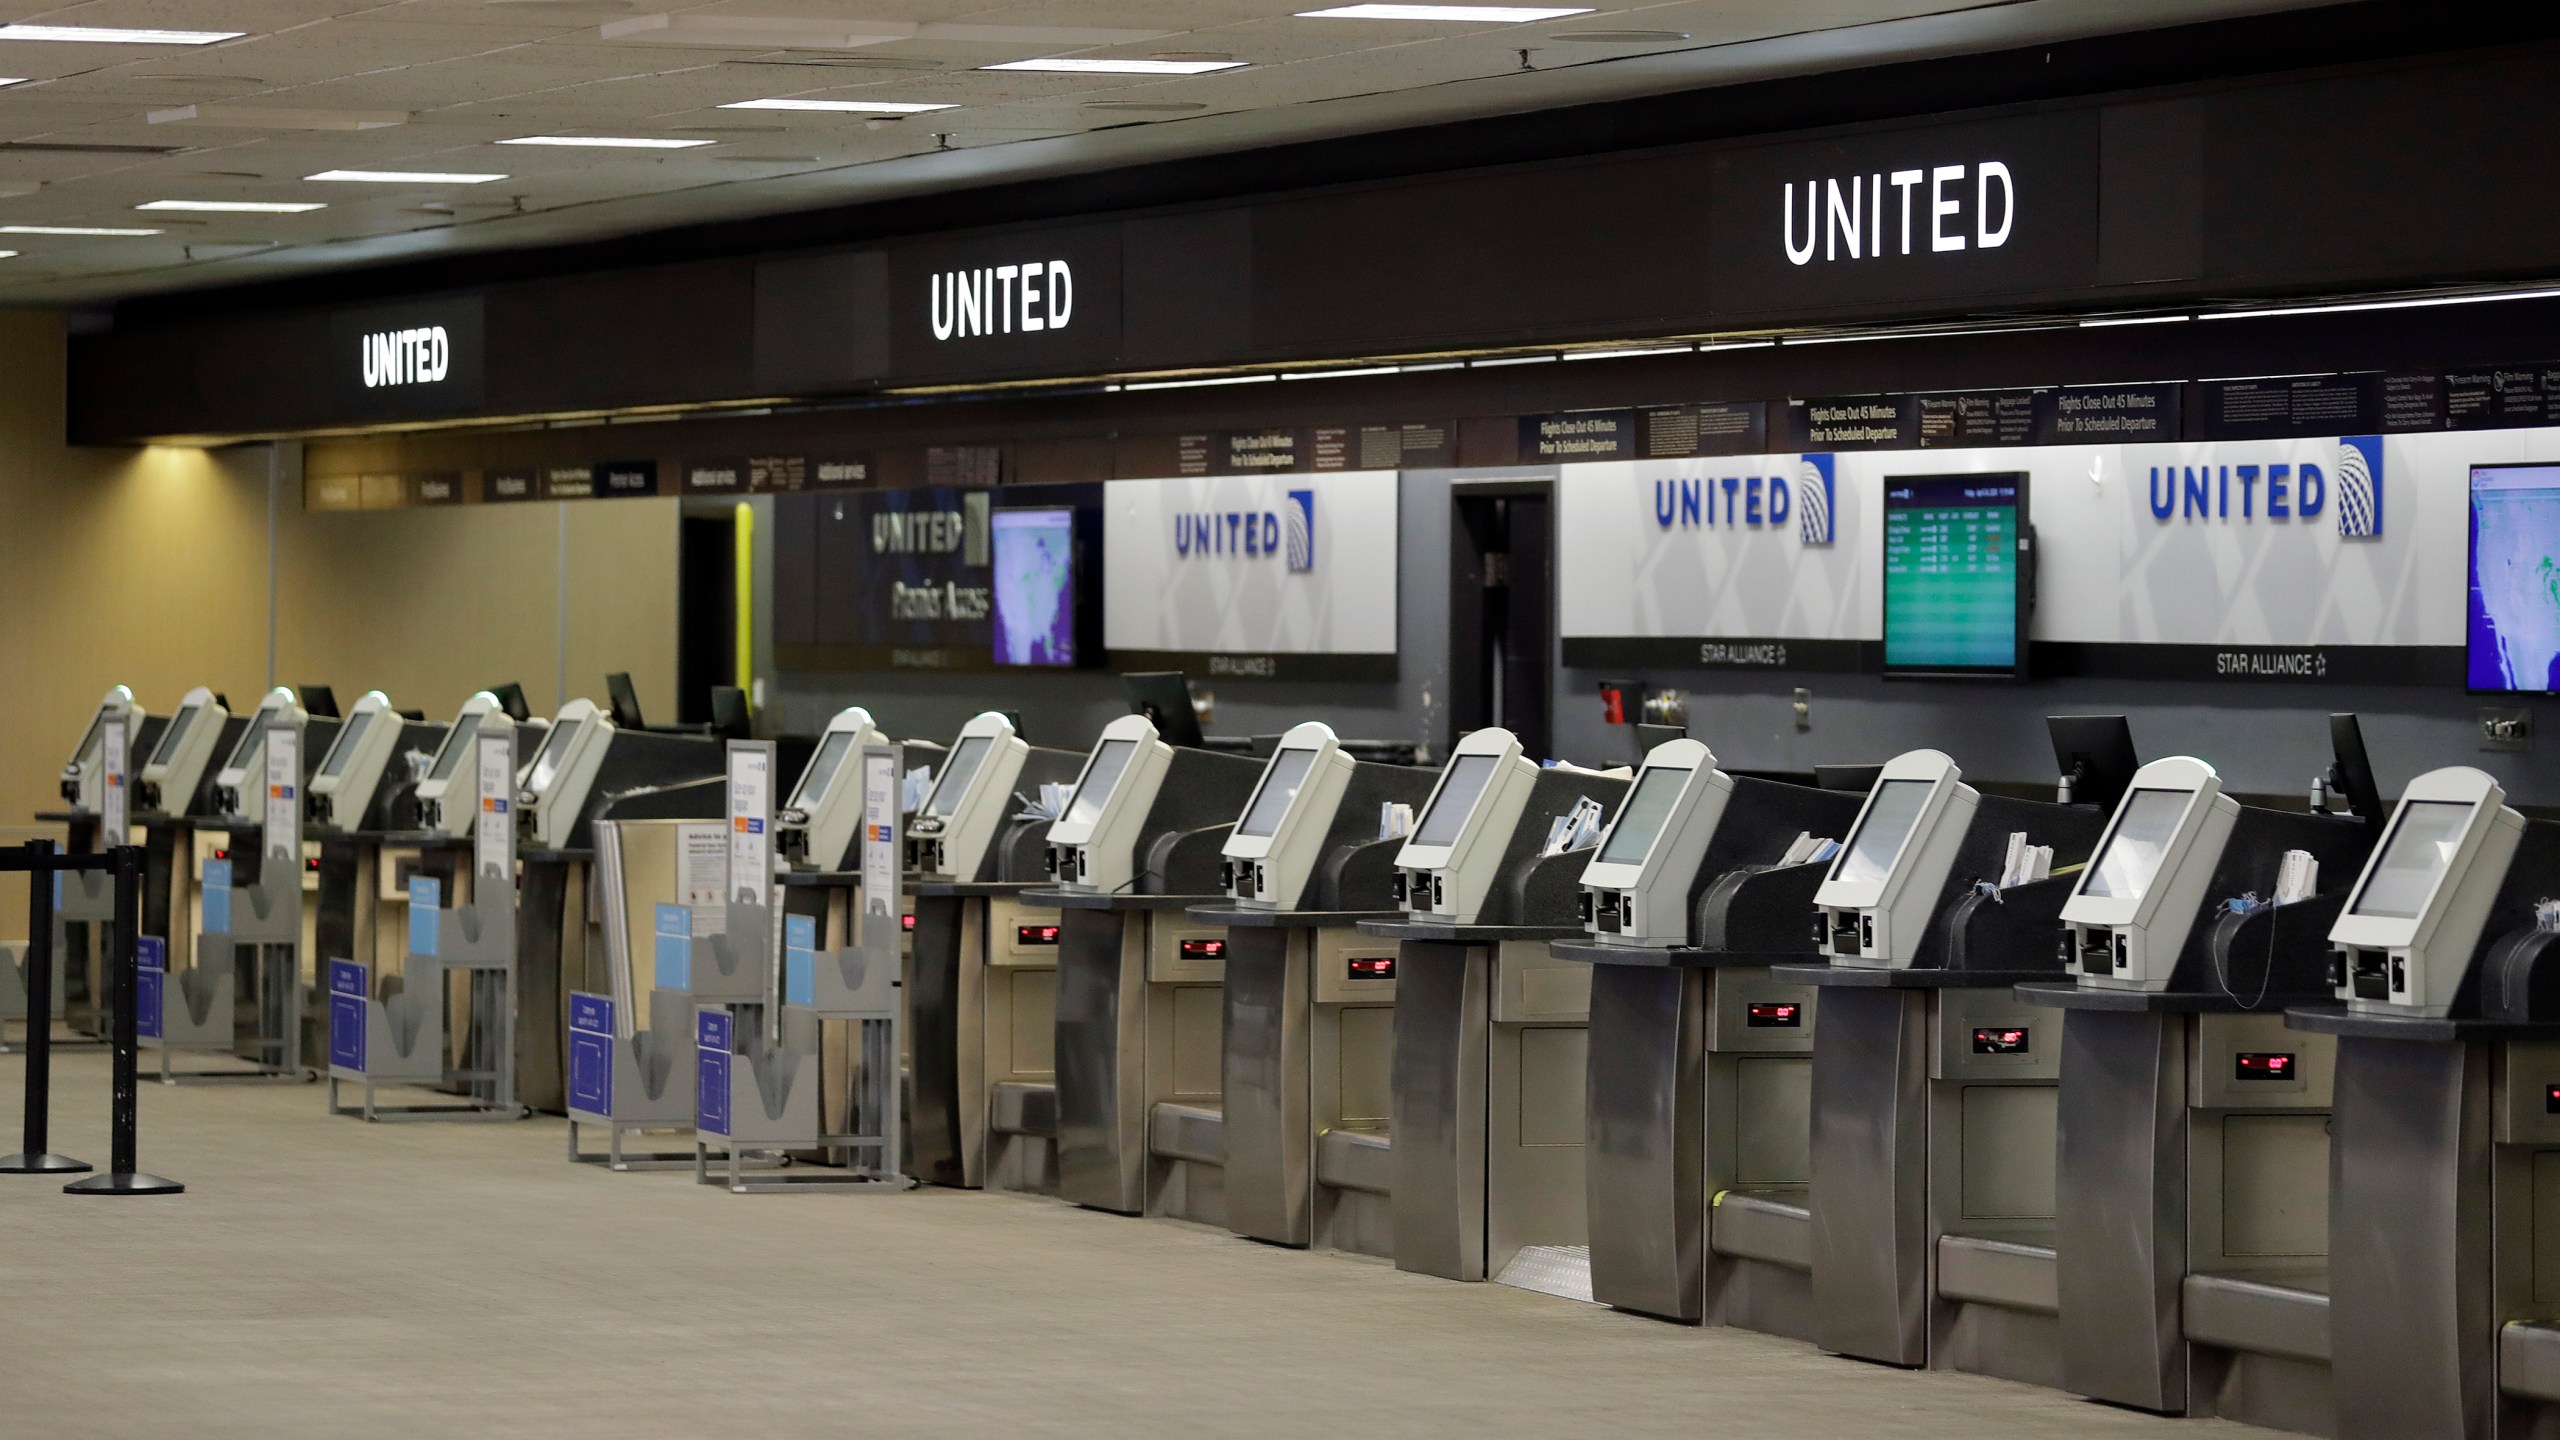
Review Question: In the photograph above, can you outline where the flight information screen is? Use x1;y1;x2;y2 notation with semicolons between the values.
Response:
1882;473;2027;678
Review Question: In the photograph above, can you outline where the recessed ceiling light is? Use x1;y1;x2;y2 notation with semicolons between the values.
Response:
719;98;954;114
137;199;325;213
0;225;160;236
1299;4;1593;18
307;169;508;183
983;57;1245;74
498;134;712;148
0;24;243;45
0;78;27;87
1548;28;1689;41
0;250;18;258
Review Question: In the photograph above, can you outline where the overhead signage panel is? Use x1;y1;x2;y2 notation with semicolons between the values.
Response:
1708;112;2100;319
888;225;1122;381
328;295;487;418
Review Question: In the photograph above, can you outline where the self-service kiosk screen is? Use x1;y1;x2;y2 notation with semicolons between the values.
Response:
793;731;856;810
319;711;375;779
429;714;481;781
527;720;583;793
2081;788;2189;900
1598;765;1692;866
150;704;199;765
1237;747;1319;839
924;736;991;818
68;711;103;765
2350;800;2474;919
224;704;282;772
1415;754;1500;848
1832;778;1934;886
1062;739;1138;830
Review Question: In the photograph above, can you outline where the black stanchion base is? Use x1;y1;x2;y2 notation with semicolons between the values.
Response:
62;1171;182;1196
0;1152;91;1174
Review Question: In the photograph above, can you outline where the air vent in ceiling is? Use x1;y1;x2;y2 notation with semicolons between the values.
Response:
724;56;944;71
0;141;190;155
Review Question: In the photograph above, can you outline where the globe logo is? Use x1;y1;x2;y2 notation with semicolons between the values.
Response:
2336;436;2383;538
1795;454;1837;545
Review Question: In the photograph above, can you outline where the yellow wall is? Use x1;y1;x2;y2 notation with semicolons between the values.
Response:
0;312;680;935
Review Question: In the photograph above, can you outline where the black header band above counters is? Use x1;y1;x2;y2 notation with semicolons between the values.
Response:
69;36;2560;444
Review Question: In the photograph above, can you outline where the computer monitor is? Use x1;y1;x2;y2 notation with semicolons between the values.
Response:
489;683;531;723
1122;672;1205;750
1880;472;2031;680
299;685;340;720
606;672;645;730
2049;715;2139;814
709;687;750;741
2328;713;2386;827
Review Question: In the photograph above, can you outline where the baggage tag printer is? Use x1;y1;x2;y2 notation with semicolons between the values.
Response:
1221;720;1359;910
1576;737;1732;946
2327;765;2525;1017
137;685;225;816
414;692;502;837
61;685;143;811
213;687;308;822
1811;748;1976;967
1045;713;1175;895
306;690;406;831
776;706;886;871
1393;727;1541;924
2058;756;2241;991
905;711;1032;882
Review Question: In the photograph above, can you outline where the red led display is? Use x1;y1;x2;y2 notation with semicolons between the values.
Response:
1015;924;1061;946
1347;956;1396;980
1745;1002;1802;1029
2235;1052;2297;1081
1971;1027;2031;1055
1180;938;1227;961
901;913;916;931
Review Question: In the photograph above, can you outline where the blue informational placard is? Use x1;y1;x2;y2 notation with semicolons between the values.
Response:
784;913;817;1007
135;936;166;1039
695;1007;732;1136
408;875;441;958
137;936;165;971
327;959;368;1073
567;991;614;1117
654;903;692;992
201;858;232;937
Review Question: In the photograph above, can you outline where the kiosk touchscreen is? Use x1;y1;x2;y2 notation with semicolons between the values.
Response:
415;692;501;836
519;699;615;850
1221;721;1358;911
60;685;142;811
1576;737;1732;947
1811;748;1976;967
137;686;225;816
1045;713;1174;895
908;711;1036;881
1393;728;1541;924
212;687;307;821
2327;765;2524;1016
306;690;406;831
778;706;885;871
2057;756;2241;991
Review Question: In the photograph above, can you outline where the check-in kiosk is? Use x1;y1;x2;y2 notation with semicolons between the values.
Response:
123;686;231;1010
775;707;885;873
150;707;311;1081
1181;722;1436;1254
514;698;722;1114
29;692;158;1043
1769;742;2109;1371
136;686;227;820
1024;713;1264;1217
304;690;407;833
413;692;503;837
1356;727;1630;1291
193;687;336;1062
1994;748;2375;1424
2280;767;2560;1440
903;712;1092;1192
1549;738;1868;1326
59;686;144;814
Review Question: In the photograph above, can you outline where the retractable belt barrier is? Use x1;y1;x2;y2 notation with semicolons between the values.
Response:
0;839;183;1195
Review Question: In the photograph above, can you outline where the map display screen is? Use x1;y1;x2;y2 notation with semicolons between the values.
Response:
992;508;1077;667
2469;464;2560;692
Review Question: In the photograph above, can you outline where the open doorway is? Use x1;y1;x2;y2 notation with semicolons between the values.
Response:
676;509;736;727
1447;479;1553;761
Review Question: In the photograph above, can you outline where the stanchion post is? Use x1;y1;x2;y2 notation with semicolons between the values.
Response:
65;846;180;1196
0;839;86;1174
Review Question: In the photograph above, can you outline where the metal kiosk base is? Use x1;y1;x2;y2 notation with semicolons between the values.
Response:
1771;962;2068;1378
1360;918;1593;1293
909;882;1064;1195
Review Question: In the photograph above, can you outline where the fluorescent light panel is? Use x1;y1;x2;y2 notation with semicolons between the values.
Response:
1298;4;1593;19
2079;313;2192;328
138;199;324;213
498;135;712;149
983;57;1245;74
0;24;240;45
0;224;159;236
2199;285;2560;321
720;98;953;114
1565;344;1693;361
1281;366;1399;380
307;169;507;184
1120;373;1278;391
1471;353;1559;367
